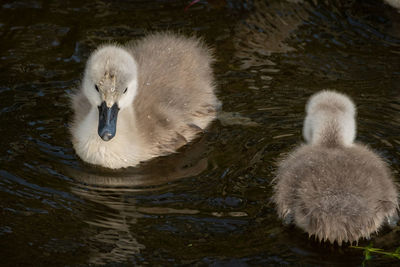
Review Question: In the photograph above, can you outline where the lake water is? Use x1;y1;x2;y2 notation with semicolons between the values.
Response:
0;0;400;265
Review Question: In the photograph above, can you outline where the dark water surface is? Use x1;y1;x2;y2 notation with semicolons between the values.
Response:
1;0;400;265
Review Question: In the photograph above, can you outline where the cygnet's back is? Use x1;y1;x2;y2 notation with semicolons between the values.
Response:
273;90;398;245
127;33;219;153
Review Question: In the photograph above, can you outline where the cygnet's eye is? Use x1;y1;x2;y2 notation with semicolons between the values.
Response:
123;88;128;94
95;85;99;92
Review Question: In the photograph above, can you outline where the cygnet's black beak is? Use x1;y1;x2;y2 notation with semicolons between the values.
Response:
98;101;120;141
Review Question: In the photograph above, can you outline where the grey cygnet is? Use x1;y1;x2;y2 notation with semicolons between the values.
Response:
273;90;399;245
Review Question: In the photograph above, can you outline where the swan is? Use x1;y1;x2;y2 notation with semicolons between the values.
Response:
70;33;219;169
273;90;398;245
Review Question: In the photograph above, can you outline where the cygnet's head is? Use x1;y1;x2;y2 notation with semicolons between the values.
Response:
305;90;356;117
82;45;138;141
303;90;356;146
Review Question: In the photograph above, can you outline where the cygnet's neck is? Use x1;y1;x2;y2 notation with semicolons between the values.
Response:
310;117;350;148
114;105;143;149
74;103;150;169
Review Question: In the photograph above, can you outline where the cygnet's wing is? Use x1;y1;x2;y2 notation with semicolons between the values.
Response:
126;33;219;152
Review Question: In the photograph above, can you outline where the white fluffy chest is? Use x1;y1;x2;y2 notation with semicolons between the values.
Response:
72;108;149;169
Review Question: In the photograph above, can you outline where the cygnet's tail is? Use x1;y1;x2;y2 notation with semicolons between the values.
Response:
303;90;356;147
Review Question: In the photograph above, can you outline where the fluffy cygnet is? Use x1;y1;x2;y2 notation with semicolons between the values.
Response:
273;90;398;245
70;33;219;169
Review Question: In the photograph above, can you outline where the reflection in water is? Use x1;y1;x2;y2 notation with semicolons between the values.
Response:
235;0;400;84
69;136;209;264
72;184;144;265
233;0;314;95
235;0;310;64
